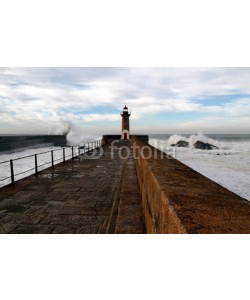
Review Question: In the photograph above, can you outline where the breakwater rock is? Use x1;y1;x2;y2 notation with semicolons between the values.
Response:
193;141;218;150
0;135;67;153
171;140;218;150
171;140;189;147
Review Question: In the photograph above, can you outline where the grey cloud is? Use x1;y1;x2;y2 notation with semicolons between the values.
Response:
1;67;250;134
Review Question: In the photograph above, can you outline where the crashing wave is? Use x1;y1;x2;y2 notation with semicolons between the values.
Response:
168;133;221;150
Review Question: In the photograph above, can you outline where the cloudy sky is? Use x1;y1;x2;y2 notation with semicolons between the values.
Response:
0;67;250;135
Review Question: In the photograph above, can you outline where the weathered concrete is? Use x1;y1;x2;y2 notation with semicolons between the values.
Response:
102;135;149;144
2;135;249;234
132;137;250;234
114;143;145;234
0;142;145;234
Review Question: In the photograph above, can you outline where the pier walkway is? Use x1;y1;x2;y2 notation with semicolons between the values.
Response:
0;141;145;234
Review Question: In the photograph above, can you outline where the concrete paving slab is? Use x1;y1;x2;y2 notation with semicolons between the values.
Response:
0;142;145;234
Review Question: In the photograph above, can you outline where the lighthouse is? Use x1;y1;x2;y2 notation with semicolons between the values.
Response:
121;105;131;140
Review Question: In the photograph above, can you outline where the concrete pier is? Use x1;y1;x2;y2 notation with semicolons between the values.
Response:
1;136;250;234
0;141;145;234
132;137;250;234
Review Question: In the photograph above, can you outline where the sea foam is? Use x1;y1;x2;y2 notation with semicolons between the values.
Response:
149;134;250;200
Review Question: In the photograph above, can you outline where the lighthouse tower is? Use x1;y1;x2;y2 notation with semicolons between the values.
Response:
121;105;131;140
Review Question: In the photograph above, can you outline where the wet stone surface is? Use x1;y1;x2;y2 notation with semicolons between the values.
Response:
0;142;145;234
115;146;145;234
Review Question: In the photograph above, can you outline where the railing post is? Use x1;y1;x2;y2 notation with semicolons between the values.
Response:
78;146;80;156
63;148;65;163
72;146;74;159
87;143;89;152
35;154;38;175
10;159;15;186
51;150;54;168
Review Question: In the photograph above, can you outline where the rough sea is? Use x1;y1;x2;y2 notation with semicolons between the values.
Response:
149;133;250;201
0;133;250;201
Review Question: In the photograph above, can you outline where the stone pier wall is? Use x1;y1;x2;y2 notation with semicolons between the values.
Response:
131;137;250;234
102;135;149;144
0;135;67;153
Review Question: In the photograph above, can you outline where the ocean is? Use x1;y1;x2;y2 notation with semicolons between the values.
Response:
0;133;250;201
149;133;250;201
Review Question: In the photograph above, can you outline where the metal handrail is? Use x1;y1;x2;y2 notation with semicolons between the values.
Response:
0;160;10;165
14;167;36;177
0;176;11;182
37;161;52;168
0;139;104;187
